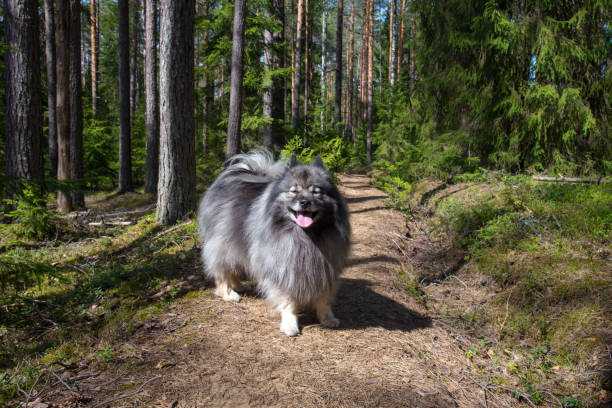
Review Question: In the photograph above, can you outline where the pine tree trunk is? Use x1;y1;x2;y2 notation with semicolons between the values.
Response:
347;0;355;141
334;0;343;132
360;0;369;124
410;17;416;85
226;0;246;159
4;0;43;184
396;0;406;82
320;2;326;131
55;0;72;211
291;0;304;129
69;0;84;208
43;0;58;178
388;0;396;88
303;0;309;127
157;0;195;225
144;0;159;194
263;0;285;150
90;0;99;115
201;0;211;156
366;0;373;164
130;0;140;117
118;0;132;192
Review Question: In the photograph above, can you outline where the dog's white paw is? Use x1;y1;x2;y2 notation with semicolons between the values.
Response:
215;286;241;302
321;315;340;328
280;320;300;336
280;308;300;336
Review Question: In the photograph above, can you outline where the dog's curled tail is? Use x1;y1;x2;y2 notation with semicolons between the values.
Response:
224;149;286;179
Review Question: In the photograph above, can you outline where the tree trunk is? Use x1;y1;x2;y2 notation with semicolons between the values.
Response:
263;0;285;150
291;0;304;129
118;0;132;192
4;0;43;184
320;2;326;131
388;0;396;88
43;0;58;178
201;0;211;157
69;0;84;208
226;0;246;159
144;0;158;194
396;0;406;82
347;0;354;141
410;17;416;85
360;0;369;124
55;0;72;211
366;0;373;164
130;0;140;116
302;0;309;127
334;0;343;132
157;0;195;225
90;0;99;115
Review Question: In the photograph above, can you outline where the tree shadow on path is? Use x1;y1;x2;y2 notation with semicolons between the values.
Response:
334;278;431;332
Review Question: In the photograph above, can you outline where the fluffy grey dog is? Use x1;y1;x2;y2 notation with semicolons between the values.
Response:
198;150;351;336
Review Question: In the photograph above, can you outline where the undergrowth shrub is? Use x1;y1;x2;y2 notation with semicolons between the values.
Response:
281;134;351;174
3;184;55;241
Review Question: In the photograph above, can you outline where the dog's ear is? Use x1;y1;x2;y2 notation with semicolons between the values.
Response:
312;156;326;169
287;154;297;168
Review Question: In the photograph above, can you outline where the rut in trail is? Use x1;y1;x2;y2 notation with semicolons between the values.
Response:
53;175;521;408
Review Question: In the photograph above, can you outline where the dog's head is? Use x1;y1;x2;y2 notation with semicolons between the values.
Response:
273;155;340;230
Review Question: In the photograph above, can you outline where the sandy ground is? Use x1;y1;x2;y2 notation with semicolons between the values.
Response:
44;174;521;408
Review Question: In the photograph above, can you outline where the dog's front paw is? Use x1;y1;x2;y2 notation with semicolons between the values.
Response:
321;315;340;328
280;320;300;336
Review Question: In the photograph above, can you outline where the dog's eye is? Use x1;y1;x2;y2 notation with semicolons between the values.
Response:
289;186;298;194
312;186;322;195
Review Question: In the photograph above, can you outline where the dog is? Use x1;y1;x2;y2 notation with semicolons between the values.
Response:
198;150;351;336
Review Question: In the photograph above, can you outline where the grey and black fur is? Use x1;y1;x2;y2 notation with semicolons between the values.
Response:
198;150;351;336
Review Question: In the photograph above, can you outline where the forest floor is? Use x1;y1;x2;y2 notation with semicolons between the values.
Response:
7;174;608;407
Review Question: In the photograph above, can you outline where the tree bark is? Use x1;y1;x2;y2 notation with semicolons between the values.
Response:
334;0;343;132
157;0;195;224
4;0;43;184
55;0;72;210
130;0;140;116
360;0;369;124
90;0;99;115
226;0;246;159
291;0;304;129
118;0;132;192
201;0;211;156
388;0;396;88
69;0;84;208
43;0;58;178
263;0;285;150
144;0;158;194
366;0;373;164
320;2;326;131
302;0;309;127
347;0;355;140
396;0;406;82
410;17;416;85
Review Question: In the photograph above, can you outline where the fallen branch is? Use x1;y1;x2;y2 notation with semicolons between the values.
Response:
152;220;192;241
91;375;161;408
88;220;133;226
533;176;610;184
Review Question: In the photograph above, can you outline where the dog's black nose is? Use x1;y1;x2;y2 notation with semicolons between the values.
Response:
299;199;310;208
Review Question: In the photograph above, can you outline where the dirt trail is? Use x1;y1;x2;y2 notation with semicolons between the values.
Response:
55;175;517;407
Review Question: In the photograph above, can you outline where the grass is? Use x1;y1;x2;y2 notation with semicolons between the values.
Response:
0;191;203;405
376;171;611;407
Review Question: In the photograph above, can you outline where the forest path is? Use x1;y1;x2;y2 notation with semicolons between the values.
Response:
71;175;515;407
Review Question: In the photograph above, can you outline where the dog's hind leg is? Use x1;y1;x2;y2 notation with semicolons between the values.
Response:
315;294;340;328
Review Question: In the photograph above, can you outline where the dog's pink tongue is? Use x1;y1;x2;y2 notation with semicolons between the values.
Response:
296;213;313;228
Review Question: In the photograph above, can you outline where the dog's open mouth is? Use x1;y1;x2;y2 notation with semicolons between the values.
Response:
289;209;317;228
